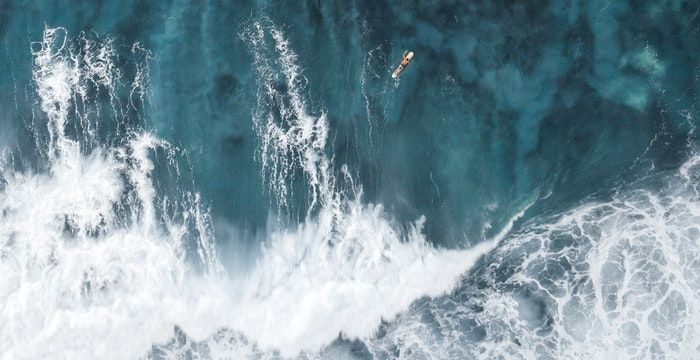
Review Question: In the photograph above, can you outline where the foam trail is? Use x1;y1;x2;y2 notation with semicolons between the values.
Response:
244;20;339;220
31;27;81;166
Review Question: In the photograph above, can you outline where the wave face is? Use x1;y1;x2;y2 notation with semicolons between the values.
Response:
0;1;699;360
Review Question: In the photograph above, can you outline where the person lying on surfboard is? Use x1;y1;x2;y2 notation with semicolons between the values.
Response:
392;50;414;79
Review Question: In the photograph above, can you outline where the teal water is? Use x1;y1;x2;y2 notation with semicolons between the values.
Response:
0;1;699;359
2;1;696;245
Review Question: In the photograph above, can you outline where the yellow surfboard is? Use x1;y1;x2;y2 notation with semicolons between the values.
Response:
391;50;414;79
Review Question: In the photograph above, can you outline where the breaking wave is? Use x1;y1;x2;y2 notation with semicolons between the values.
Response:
369;154;700;359
0;26;500;359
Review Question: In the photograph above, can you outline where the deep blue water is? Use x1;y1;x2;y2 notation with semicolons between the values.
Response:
0;1;699;359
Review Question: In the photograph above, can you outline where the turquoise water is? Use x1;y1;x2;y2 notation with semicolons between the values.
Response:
0;1;699;359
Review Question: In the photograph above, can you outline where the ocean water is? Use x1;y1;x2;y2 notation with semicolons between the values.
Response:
0;1;698;359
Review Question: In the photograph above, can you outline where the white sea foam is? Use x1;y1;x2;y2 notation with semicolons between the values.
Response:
1;26;498;359
220;21;499;356
6;23;696;360
369;152;700;359
1;29;225;359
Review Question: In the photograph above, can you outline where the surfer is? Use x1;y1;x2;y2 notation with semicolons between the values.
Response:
391;50;414;79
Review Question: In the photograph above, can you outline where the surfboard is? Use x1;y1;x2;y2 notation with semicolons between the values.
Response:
391;51;414;79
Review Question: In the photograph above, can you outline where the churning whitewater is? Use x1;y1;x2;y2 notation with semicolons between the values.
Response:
0;27;497;359
1;13;699;360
